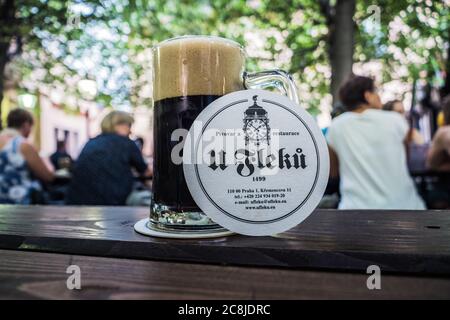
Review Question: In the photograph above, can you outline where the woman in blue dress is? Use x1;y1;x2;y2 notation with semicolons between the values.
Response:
0;108;54;204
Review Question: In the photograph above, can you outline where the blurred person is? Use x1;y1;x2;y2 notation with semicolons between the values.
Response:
383;99;424;145
126;136;153;206
425;95;450;208
66;111;151;205
134;136;144;152
437;110;446;128
50;140;73;171
326;75;425;209
427;95;450;171
0;108;54;204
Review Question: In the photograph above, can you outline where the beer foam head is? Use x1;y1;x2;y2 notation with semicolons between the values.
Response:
153;36;245;101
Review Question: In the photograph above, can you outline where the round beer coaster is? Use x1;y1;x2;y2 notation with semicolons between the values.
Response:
183;89;329;236
134;218;234;239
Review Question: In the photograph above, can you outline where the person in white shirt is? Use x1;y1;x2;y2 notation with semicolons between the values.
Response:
327;75;425;210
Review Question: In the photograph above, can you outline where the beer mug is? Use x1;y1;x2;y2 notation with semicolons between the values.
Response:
151;35;299;234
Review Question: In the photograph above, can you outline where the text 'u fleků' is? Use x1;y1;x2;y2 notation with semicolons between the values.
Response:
208;148;308;177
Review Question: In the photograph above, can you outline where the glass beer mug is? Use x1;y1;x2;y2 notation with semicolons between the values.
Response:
151;35;299;234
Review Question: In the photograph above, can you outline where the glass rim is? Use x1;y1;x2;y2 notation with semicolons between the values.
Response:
152;35;244;51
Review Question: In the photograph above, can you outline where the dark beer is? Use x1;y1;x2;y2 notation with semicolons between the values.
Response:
153;95;221;211
151;36;244;227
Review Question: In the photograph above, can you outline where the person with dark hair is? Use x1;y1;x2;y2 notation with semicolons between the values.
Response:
326;75;425;209
427;95;450;170
134;136;144;152
338;75;380;111
50;140;73;171
0;108;54;204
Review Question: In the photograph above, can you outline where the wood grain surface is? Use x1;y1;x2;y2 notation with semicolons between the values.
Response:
0;205;449;275
1;249;450;299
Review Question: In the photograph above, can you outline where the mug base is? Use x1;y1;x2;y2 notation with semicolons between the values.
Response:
150;202;227;233
134;218;234;239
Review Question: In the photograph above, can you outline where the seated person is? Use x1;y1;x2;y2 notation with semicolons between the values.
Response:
427;95;450;171
383;99;424;145
134;136;144;152
425;95;450;208
0;108;54;204
327;75;425;210
66;110;150;205
50;140;73;171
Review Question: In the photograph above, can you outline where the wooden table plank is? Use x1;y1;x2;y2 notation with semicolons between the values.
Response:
1;249;450;299
0;205;449;275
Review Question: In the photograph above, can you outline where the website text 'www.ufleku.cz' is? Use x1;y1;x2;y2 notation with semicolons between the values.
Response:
246;205;276;210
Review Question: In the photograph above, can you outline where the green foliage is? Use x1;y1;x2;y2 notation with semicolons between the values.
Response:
122;0;330;113
356;0;449;85
1;0;117;112
2;0;449;115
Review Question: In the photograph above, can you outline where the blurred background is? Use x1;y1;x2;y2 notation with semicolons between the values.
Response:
0;0;448;160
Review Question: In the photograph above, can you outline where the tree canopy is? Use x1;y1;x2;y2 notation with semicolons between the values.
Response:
1;0;449;117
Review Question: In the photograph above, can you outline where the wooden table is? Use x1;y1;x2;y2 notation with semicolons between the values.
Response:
0;205;450;299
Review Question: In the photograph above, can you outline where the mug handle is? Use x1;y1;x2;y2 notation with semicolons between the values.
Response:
243;69;300;105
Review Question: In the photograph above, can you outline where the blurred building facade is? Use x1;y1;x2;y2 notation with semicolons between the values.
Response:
1;88;153;164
